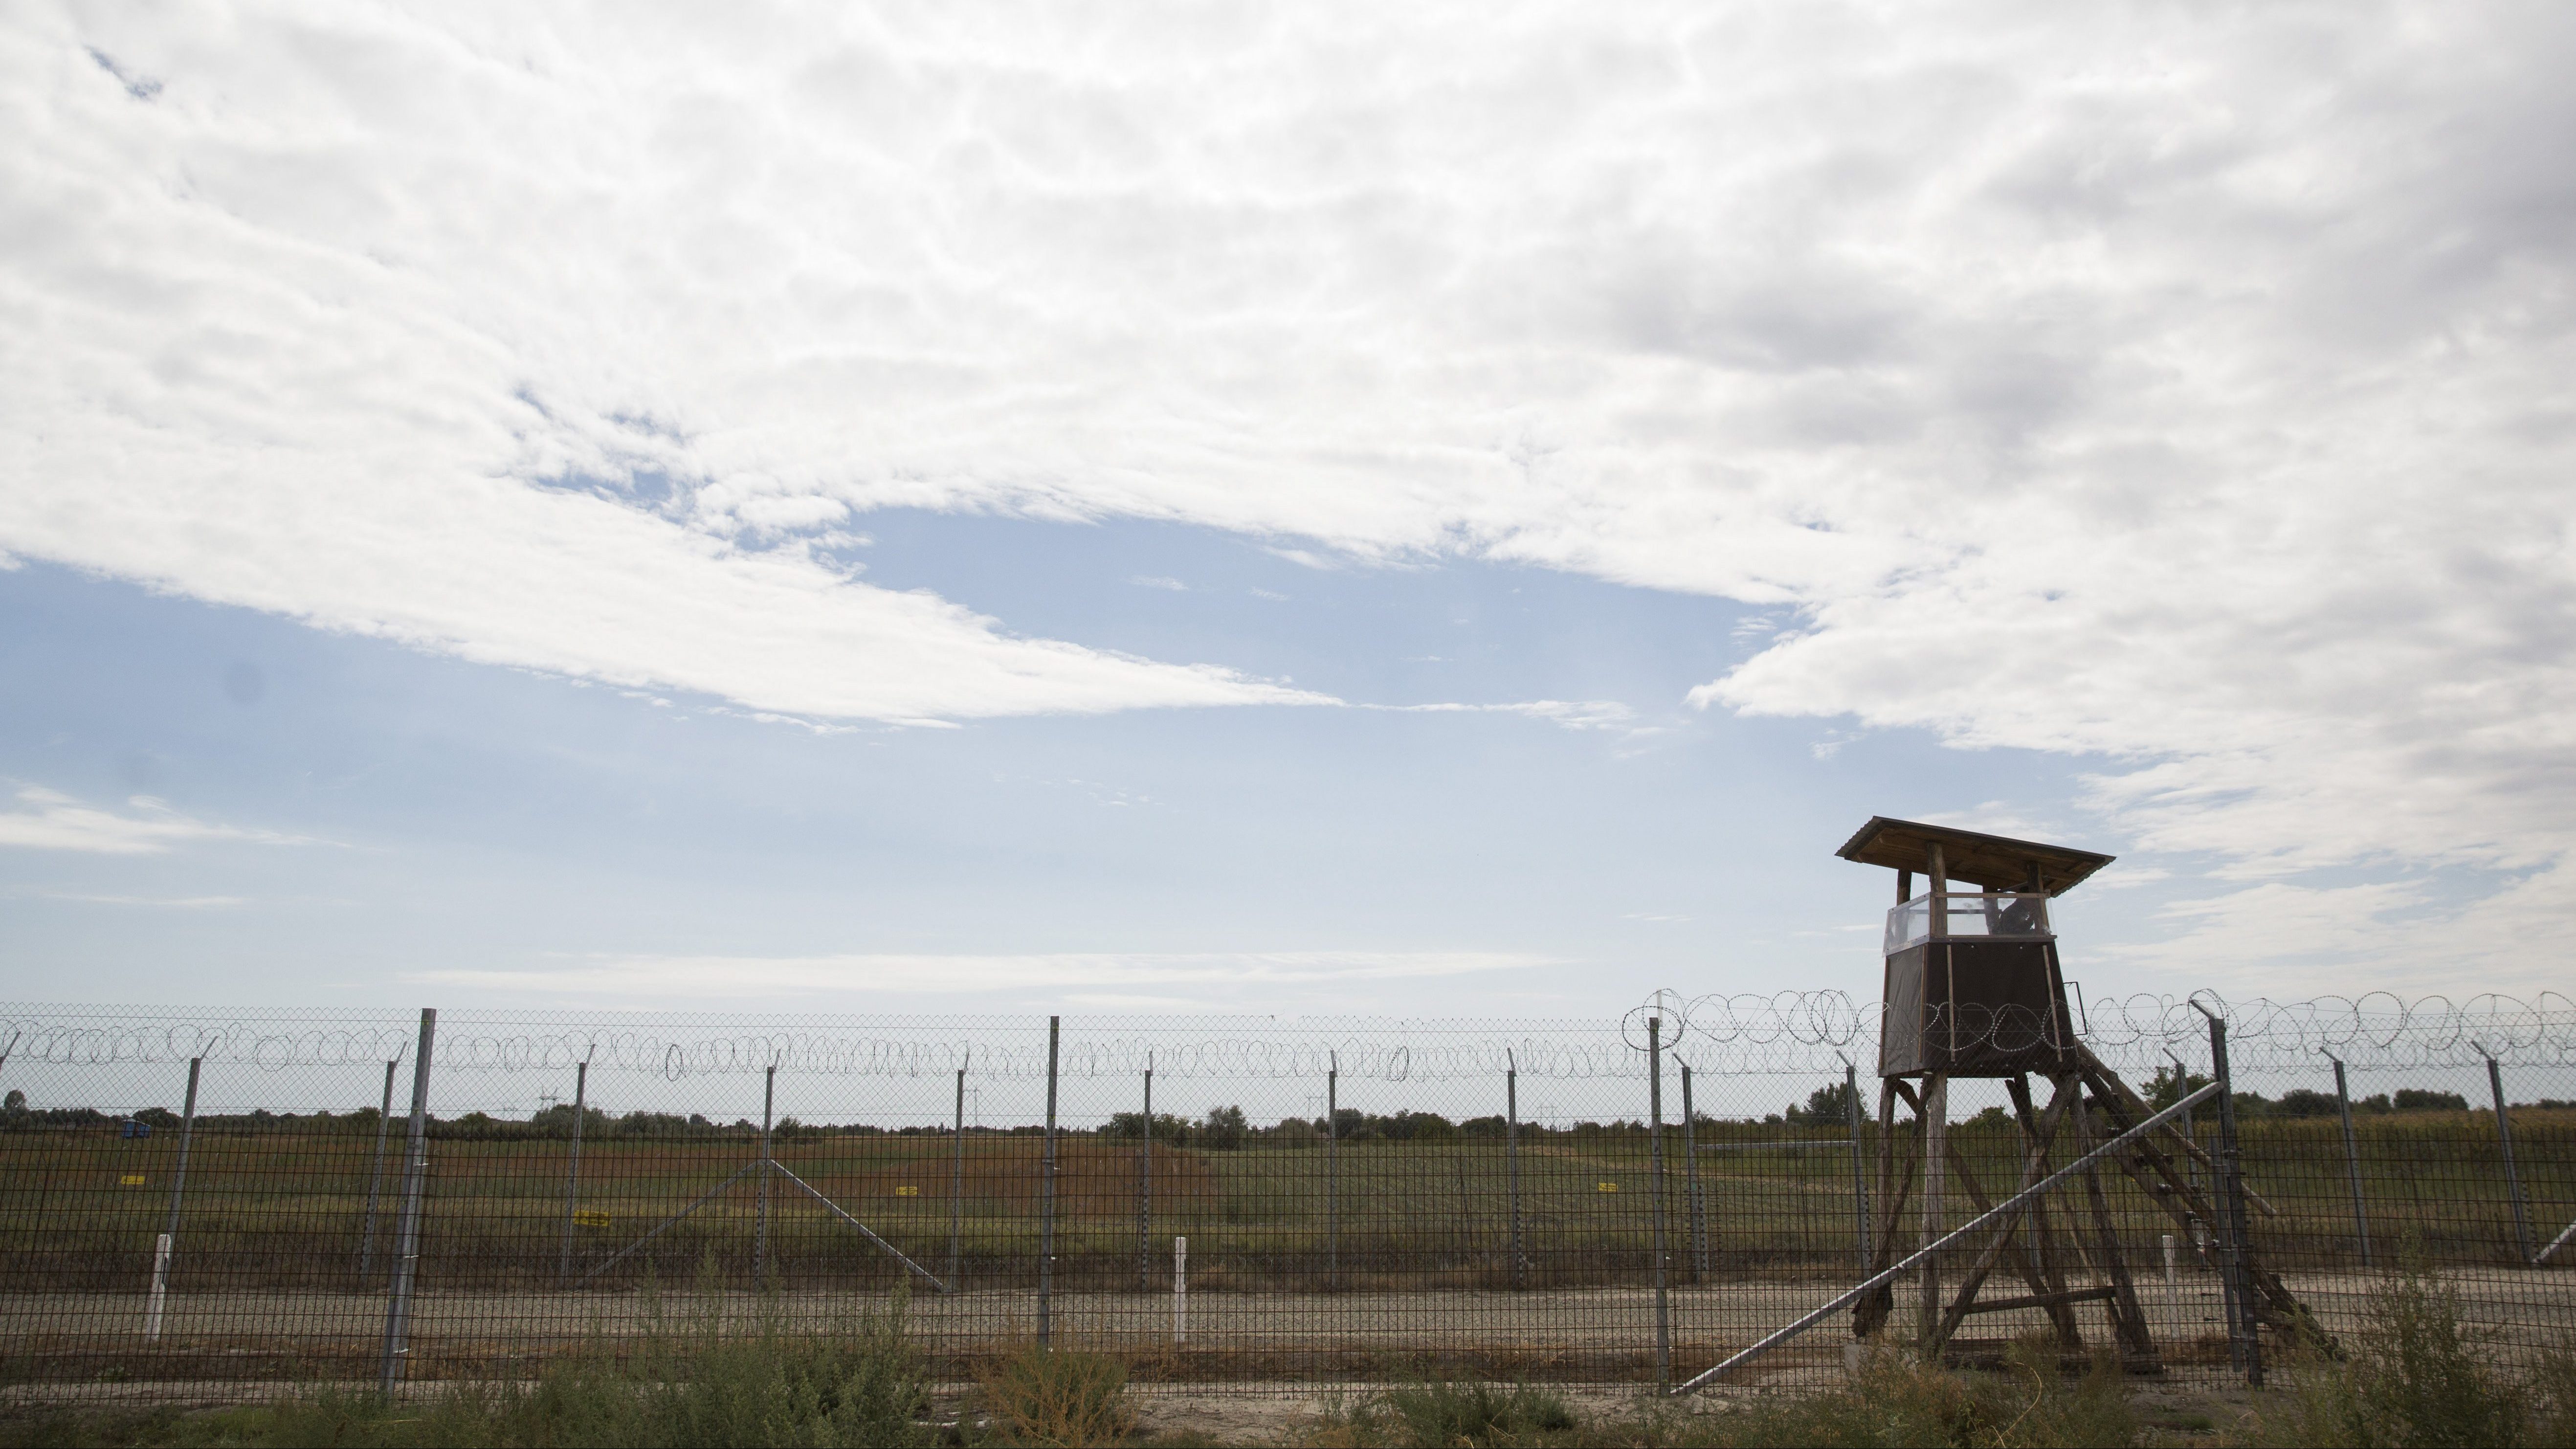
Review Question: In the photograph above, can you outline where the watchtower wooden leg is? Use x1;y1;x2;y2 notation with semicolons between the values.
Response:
2075;1065;2337;1356
1853;1078;1915;1340
2009;1075;2086;1351
1932;1074;2079;1352
2071;1091;2161;1370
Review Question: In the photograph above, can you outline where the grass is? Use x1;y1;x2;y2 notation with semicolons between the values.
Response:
1356;1378;1577;1447
1653;1343;2139;1448
10;1110;2571;1298
2242;1259;2576;1448
8;1268;2576;1446
14;1110;2572;1296
1299;1346;2132;1448
0;1271;936;1448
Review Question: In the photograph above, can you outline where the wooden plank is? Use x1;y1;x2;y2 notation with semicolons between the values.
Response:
2008;1074;2086;1351
2071;1092;2162;1370
1833;816;2116;895
1852;1077;1916;1340
1919;1073;1948;1348
1932;1074;2076;1350
2078;1067;2339;1354
2077;1047;2280;1219
1961;1285;2118;1317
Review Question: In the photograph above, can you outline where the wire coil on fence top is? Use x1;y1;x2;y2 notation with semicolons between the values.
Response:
6;991;2576;1079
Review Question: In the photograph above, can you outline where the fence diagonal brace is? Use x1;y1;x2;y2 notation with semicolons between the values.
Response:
768;1162;948;1293
1673;1080;2221;1396
2540;1217;2576;1266
1932;1075;2076;1348
575;1162;760;1286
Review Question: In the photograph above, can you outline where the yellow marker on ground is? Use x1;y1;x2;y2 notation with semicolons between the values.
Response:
573;1208;611;1228
121;1174;146;1186
895;1184;920;1196
1596;1181;1619;1192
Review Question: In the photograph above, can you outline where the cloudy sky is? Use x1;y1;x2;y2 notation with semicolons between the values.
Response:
3;1;2571;1017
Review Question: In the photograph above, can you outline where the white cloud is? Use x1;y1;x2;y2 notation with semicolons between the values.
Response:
28;891;249;908
1129;576;1189;592
3;2;2573;978
1381;699;1637;732
0;786;315;854
416;950;1560;1001
2099;880;2432;977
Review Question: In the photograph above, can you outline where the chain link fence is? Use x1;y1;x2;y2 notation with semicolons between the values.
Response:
2;992;2571;1395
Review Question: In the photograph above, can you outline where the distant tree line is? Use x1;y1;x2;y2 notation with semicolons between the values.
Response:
5;1081;2562;1139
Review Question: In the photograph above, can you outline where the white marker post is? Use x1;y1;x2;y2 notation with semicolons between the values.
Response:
2161;1233;2179;1339
144;1234;172;1341
1173;1236;1187;1344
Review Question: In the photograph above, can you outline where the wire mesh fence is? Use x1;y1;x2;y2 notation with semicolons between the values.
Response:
0;991;2570;1395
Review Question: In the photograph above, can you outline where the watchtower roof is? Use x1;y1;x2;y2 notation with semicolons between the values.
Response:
1836;817;2114;897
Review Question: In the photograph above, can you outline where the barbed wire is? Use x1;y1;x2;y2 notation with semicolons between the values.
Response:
5;991;2573;1082
1646;989;2576;1073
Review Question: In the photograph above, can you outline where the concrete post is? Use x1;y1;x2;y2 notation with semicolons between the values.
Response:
378;1009;437;1398
558;1060;588;1284
358;1060;395;1283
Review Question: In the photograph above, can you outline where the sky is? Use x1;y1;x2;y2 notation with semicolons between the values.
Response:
3;2;2573;1019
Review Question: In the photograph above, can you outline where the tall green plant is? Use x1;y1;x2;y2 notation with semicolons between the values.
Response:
976;1345;1133;1448
2256;1258;2535;1449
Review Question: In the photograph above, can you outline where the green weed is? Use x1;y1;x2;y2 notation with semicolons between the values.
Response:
1376;1377;1576;1447
2245;1258;2576;1449
0;1274;934;1449
1640;1340;2135;1449
975;1344;1134;1447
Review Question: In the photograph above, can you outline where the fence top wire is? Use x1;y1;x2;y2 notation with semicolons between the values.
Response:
3;991;2572;1081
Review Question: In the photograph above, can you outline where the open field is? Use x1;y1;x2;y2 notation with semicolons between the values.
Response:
8;1111;2571;1294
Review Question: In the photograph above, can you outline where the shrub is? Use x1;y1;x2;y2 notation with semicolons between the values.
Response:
977;1345;1133;1448
1614;1341;2132;1449
76;1272;935;1448
1377;1378;1574;1447
2249;1258;2571;1449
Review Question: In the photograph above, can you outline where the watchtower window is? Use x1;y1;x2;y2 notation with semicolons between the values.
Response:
1883;891;2053;953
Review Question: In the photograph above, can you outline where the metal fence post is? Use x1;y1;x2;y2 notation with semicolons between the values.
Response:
1918;1073;1946;1349
947;1055;967;1293
359;1059;395;1284
2200;1005;2261;1386
145;1057;200;1341
378;1008;437;1398
558;1059;588;1284
1038;1016;1059;1350
1507;1051;1525;1291
1648;1016;1670;1393
1681;1063;1705;1283
756;1064;775;1286
1843;1057;1871;1272
2484;1050;2537;1264
1327;1053;1343;1292
2323;1051;2371;1270
1138;1053;1154;1293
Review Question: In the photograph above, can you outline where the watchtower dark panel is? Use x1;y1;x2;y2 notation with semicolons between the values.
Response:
1880;944;1928;1077
1882;940;2076;1078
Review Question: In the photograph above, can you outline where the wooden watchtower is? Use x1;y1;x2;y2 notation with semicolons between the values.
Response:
1839;817;2140;1362
1838;817;2324;1368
